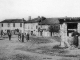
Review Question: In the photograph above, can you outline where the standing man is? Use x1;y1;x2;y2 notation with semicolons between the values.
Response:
72;29;80;48
22;33;24;42
8;31;12;41
1;30;3;37
26;33;30;42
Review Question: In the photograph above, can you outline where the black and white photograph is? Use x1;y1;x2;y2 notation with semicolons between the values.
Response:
0;0;80;60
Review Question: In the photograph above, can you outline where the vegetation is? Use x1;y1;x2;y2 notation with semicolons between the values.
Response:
48;24;60;36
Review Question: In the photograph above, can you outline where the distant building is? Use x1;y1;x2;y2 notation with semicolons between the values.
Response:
38;18;59;37
1;16;80;38
59;17;80;37
24;16;41;36
0;18;26;34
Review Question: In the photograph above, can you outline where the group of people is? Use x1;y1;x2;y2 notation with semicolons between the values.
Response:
8;31;30;42
18;32;30;42
1;30;30;42
7;31;12;41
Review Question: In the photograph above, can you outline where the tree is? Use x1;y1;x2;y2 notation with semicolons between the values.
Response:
48;24;60;36
48;25;53;36
53;24;60;33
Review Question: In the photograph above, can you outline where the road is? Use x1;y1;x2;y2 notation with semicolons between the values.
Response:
0;35;80;60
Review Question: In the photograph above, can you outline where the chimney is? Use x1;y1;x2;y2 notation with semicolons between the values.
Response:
22;18;24;20
38;16;40;18
38;16;41;21
28;16;31;20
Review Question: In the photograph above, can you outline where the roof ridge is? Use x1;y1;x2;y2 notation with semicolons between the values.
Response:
0;19;27;23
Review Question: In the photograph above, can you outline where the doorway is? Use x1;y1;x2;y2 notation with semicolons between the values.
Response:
67;23;77;36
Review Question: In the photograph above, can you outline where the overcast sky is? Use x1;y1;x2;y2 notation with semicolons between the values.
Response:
0;0;80;21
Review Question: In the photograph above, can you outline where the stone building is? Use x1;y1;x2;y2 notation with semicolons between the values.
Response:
59;17;80;47
0;18;26;34
59;17;80;37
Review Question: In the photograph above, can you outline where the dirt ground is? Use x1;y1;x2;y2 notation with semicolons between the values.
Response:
0;35;80;60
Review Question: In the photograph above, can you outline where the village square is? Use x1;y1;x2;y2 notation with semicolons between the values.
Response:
0;16;80;60
0;0;80;60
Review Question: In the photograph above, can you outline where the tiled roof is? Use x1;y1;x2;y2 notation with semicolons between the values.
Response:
39;18;59;25
25;18;41;23
0;19;27;23
58;17;80;23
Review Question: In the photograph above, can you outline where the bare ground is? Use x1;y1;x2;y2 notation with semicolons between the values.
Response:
0;35;80;60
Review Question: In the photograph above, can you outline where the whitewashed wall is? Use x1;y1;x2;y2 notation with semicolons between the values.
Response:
60;23;67;47
24;23;38;35
0;23;24;33
78;23;80;33
38;25;51;37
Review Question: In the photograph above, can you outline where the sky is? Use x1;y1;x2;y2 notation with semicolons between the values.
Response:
0;0;80;21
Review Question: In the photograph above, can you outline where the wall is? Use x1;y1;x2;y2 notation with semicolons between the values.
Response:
24;23;38;35
78;23;80;33
0;23;24;33
60;23;67;47
38;25;51;37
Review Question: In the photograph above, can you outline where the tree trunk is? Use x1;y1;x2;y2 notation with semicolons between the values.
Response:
53;32;54;36
50;32;52;37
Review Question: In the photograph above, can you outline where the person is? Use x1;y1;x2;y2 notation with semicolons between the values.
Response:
8;31;12;41
26;33;29;42
1;30;3;37
18;32;21;41
22;33;24;42
72;29;80;48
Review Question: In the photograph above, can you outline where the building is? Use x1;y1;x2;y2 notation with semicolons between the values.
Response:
59;17;80;47
0;18;26;34
1;16;80;38
24;17;60;37
59;17;80;37
38;18;59;37
24;16;41;36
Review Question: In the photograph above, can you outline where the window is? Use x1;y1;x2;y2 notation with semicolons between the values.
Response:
13;23;15;27
8;23;10;27
20;23;22;27
1;23;3;27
